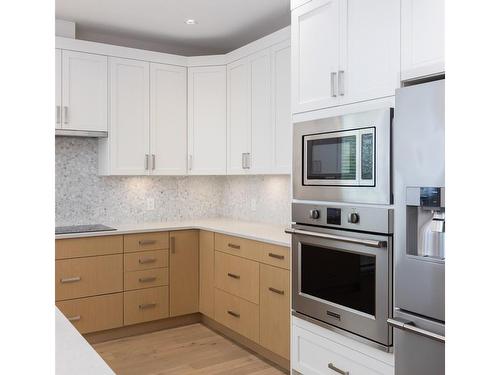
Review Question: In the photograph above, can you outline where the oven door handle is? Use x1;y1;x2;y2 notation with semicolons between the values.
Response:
285;228;387;248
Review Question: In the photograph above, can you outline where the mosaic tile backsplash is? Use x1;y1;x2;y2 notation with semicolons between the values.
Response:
56;137;291;226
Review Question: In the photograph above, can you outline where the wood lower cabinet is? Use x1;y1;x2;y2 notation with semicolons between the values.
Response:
124;249;169;271
169;230;199;316
55;235;123;259
124;286;170;325
123;231;169;252
199;231;215;318
260;264;290;359
124;268;169;291
56;293;123;334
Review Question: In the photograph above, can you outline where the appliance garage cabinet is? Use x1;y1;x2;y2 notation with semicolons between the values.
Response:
55;229;291;370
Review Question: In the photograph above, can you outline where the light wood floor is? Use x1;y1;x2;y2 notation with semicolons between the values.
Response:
93;323;287;375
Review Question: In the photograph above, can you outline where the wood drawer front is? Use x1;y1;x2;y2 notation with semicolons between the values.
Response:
56;293;123;334
56;235;123;259
124;232;169;252
214;288;259;343
55;254;123;301
214;251;259;304
214;233;260;262
124;268;169;291
124;250;168;271
259;243;290;270
124;286;169;325
260;264;291;359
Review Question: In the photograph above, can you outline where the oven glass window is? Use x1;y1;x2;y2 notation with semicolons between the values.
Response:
300;243;375;316
306;135;357;180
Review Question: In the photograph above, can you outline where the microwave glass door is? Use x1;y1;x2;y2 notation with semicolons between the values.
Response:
300;243;376;316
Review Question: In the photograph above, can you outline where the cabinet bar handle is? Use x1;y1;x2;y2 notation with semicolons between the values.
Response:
228;243;240;250
67;315;81;322
138;257;156;264
145;154;149;170
339;70;345;96
63;106;69;124
269;287;285;295
139;303;156;309
139;239;156;245
170;236;176;254
56;105;61;124
241;153;246;169
60;276;81;283
152;154;156;170
227;310;240;318
328;363;349;374
268;252;285;260
227;273;240;279
330;72;337;97
139;276;157;283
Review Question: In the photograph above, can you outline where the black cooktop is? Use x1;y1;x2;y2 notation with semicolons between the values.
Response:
55;224;117;235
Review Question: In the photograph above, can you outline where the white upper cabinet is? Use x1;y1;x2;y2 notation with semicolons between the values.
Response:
150;63;187;175
401;0;445;81
55;49;62;129
187;66;227;175
290;0;313;10
291;0;342;114
291;0;400;114
61;50;108;131
104;57;150;175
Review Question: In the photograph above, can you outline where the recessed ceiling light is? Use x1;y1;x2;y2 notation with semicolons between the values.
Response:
185;19;198;25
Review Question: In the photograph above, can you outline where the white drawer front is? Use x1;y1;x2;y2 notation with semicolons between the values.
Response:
292;325;394;375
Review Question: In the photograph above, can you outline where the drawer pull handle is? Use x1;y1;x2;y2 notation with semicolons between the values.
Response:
67;315;81;322
60;276;81;284
227;272;240;279
139;239;156;245
139;303;157;309
228;243;240;249
328;363;349;375
269;287;285;295
139;276;157;283
139;257;156;264
227;310;240;318
268;252;285;260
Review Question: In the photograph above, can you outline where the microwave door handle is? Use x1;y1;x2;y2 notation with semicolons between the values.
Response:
285;228;387;248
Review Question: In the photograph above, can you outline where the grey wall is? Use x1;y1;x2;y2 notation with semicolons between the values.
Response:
56;137;290;226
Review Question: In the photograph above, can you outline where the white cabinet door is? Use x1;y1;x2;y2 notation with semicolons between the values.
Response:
249;50;273;174
108;57;150;175
291;0;342;114
61;50;107;131
150;63;187;175
341;0;400;105
227;59;250;174
401;0;444;81
55;49;62;129
272;41;292;174
187;66;227;175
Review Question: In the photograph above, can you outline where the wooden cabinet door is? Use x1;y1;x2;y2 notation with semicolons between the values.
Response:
187;66;227;175
55;49;62;129
61;50;107;131
291;0;342;114
401;0;445;80
169;230;199;316
199;231;215;318
226;58;250;174
150;63;187;175
341;0;400;105
107;57;150;175
260;264;290;359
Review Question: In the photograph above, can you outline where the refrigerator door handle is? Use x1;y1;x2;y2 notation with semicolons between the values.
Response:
387;318;445;343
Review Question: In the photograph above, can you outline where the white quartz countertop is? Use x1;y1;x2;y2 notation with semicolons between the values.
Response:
56;307;115;375
55;218;291;247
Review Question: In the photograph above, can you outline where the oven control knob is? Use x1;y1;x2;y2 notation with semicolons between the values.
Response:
348;212;360;224
309;209;320;220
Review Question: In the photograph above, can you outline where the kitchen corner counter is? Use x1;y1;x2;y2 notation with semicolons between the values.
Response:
55;218;291;247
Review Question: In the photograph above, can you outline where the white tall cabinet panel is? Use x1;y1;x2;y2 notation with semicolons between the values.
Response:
150;63;187;175
226;60;250;174
55;49;62;129
291;0;342;114
61;50;108;131
187;66;227;175
401;0;445;80
106;57;150;175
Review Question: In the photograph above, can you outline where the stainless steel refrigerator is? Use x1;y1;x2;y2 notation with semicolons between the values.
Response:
389;79;445;374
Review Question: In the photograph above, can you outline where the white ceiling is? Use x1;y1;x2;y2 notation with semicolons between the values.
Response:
55;0;291;56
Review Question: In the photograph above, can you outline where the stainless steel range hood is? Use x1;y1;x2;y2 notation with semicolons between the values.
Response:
55;129;108;138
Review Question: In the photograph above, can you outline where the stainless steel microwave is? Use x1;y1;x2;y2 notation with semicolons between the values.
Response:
293;108;393;204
